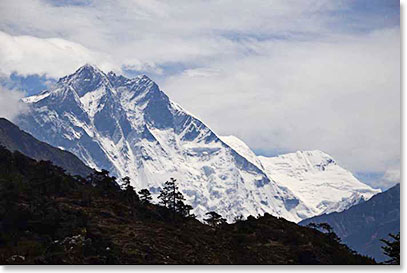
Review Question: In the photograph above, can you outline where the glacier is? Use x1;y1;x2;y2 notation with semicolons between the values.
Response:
17;64;380;222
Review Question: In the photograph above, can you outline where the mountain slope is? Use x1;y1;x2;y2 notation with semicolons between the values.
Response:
299;184;400;262
0;146;376;265
0;118;92;177
219;135;264;169
17;64;311;222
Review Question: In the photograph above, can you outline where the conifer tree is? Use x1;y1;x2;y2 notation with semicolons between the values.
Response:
176;200;195;218
121;176;132;191
204;211;226;228
158;178;194;219
306;222;341;243
381;232;400;265
138;189;152;204
158;178;184;211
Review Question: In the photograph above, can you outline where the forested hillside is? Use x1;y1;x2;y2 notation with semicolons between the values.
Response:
0;146;375;264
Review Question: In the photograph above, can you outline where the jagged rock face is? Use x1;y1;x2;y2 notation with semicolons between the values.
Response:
17;64;312;222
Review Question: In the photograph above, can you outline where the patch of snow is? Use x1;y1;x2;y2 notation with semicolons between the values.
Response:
79;87;106;117
22;92;50;103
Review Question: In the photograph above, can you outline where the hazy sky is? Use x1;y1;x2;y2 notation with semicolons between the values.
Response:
0;0;400;189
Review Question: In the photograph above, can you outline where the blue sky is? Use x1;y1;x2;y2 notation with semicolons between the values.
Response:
0;0;400;190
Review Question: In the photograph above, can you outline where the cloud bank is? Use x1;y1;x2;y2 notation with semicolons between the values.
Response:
162;27;400;176
0;88;27;121
0;31;118;78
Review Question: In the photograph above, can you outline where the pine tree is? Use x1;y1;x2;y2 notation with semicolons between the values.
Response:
306;222;341;243
158;178;184;211
204;211;226;228
121;176;132;191
138;189;152;204
381;232;400;265
158;178;194;219
176;200;195;218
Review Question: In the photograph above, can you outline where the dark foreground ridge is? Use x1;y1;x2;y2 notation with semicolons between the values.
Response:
0;146;375;264
0;118;92;177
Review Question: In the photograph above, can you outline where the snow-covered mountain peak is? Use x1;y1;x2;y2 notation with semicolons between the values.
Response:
218;136;379;217
104;71;163;108
258;151;380;215
18;65;315;222
57;64;111;98
17;65;380;223
24;65;167;124
219;137;338;175
61;63;105;81
50;65;161;105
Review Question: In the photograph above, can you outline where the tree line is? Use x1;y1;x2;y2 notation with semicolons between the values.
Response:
82;169;227;228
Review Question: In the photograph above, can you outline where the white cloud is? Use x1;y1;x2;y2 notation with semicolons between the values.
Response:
0;0;341;76
0;31;118;78
0;88;28;121
162;27;400;175
381;167;401;186
363;165;400;190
